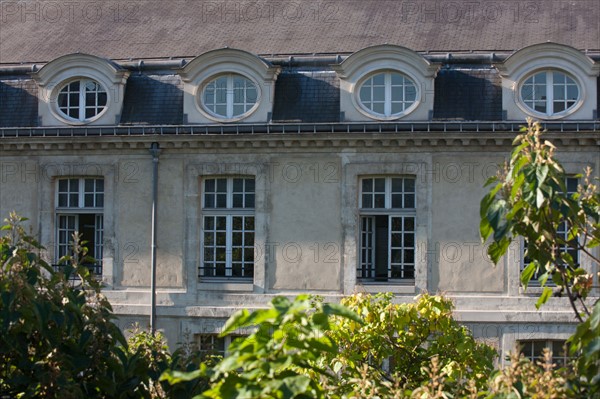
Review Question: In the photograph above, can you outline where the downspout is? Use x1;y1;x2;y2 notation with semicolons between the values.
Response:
149;142;161;334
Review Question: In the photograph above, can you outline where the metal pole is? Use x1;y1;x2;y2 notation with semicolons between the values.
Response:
149;142;160;334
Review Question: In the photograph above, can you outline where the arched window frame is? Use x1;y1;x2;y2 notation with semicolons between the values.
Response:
32;53;129;126
179;48;280;124
333;45;439;122
497;43;599;121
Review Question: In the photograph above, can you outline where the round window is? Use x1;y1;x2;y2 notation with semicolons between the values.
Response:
520;70;580;117
57;79;108;122
201;74;258;119
358;72;417;118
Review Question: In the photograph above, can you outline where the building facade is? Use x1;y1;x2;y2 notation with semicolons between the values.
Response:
0;0;599;360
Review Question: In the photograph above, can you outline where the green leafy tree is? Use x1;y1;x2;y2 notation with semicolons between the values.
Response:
0;212;153;398
162;295;362;399
320;293;496;398
480;119;600;396
162;294;496;399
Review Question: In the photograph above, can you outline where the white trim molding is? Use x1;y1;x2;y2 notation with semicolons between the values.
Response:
497;43;600;121
179;48;280;124
32;53;130;126
333;45;440;122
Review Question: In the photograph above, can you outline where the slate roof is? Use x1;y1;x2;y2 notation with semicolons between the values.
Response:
1;0;599;64
0;77;38;127
433;66;503;121
120;74;183;125
272;69;340;122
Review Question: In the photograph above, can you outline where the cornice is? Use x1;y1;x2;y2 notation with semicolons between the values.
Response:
1;132;598;153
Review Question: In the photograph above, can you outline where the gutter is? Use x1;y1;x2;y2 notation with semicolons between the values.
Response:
3;52;599;75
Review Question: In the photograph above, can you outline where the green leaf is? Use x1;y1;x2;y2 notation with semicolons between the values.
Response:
322;303;363;324
487;238;511;264
535;287;553;309
536;164;549;186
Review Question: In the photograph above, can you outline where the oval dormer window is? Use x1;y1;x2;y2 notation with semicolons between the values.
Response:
520;70;580;117
200;74;259;120
57;78;108;122
358;71;418;119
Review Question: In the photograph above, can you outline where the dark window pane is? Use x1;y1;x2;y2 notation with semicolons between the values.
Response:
405;179;415;192
405;217;415;231
216;193;227;208
233;194;243;208
245;194;255;208
362;194;372;208
205;179;215;192
85;193;93;207
233;178;243;192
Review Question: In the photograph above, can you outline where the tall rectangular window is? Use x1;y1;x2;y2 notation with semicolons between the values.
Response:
359;177;416;282
522;177;579;282
201;177;255;279
55;178;104;276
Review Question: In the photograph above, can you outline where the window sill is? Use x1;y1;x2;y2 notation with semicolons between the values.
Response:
198;279;254;292
519;285;558;296
357;281;416;294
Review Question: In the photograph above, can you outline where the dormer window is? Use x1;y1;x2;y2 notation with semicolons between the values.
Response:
201;74;258;119
57;78;108;122
497;43;599;121
358;71;417;118
519;70;580;117
32;53;129;126
333;45;439;122
179;48;280;124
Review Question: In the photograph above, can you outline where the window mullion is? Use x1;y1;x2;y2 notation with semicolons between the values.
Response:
547;71;554;115
387;214;392;279
384;73;391;116
385;177;391;208
79;79;87;121
78;178;84;208
226;75;234;119
226;215;232;276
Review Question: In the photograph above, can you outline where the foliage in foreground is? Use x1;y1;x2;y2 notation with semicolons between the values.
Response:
0;212;149;398
480;119;600;396
0;212;213;398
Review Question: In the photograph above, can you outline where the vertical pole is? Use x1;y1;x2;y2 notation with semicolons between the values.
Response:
149;142;160;334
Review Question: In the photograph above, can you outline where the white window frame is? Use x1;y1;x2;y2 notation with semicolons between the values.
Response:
519;70;581;118
200;177;255;280
56;78;108;123
55;178;104;276
357;71;418;118
200;74;259;120
358;176;416;283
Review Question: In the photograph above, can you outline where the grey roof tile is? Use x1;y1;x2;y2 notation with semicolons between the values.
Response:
0;0;598;64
